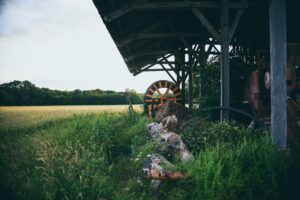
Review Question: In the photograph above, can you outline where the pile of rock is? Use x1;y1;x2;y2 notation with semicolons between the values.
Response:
142;101;194;188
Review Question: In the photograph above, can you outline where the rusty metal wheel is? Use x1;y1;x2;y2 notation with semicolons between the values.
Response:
144;80;183;117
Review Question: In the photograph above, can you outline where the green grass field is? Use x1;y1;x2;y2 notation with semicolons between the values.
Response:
0;106;300;200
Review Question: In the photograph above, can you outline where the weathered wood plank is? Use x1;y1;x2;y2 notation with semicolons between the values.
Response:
220;0;230;121
269;0;287;149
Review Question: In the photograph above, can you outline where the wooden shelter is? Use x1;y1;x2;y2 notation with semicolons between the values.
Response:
93;0;300;148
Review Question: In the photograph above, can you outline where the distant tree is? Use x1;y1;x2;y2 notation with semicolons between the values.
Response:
125;88;137;94
0;81;143;106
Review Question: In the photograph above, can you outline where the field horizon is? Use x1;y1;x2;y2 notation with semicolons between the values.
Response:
0;105;142;131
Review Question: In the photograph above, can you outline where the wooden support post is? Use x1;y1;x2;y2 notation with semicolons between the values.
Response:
198;43;206;106
269;0;287;149
175;56;181;88
220;0;230;121
188;53;193;109
182;65;186;106
181;50;186;106
175;50;186;105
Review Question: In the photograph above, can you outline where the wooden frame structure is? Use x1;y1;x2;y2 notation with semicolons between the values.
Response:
93;0;299;148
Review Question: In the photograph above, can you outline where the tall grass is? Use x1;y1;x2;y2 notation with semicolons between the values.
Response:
0;112;299;199
0;112;150;199
123;125;300;200
183;137;285;200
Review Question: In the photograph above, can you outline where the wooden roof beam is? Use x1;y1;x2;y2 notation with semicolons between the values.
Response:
168;22;204;65
108;0;135;66
160;64;178;84
118;18;172;48
153;61;176;65
191;8;220;41
191;0;248;42
143;68;175;72
117;33;199;47
124;50;174;62
104;1;248;22
160;57;179;84
126;46;202;63
229;0;248;41
130;43;218;74
133;54;173;75
162;56;176;71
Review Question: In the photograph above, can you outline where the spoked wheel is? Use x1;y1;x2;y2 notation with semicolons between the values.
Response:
144;80;183;117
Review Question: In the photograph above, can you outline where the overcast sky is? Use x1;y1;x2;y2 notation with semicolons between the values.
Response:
0;0;169;92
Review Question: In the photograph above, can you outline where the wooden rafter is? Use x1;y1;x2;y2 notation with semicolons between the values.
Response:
229;0;248;41
133;54;173;75
124;50;175;62
162;56;176;71
118;33;200;47
126;45;206;63
105;1;248;22
104;0;149;22
160;64;178;84
117;19;170;48
191;8;220;41
108;0;134;67
143;68;175;71
166;23;206;66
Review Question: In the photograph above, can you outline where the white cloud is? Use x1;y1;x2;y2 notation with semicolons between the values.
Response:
0;0;94;36
0;0;170;92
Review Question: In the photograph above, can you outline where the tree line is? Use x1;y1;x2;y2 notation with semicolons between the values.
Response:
0;81;143;106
